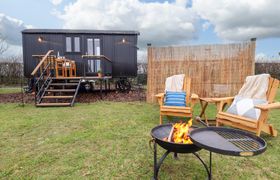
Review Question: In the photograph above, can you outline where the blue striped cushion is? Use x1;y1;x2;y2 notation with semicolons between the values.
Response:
164;91;186;107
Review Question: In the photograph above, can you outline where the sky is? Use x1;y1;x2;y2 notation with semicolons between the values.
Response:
0;0;279;62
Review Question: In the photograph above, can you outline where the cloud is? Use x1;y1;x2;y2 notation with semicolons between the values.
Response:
137;49;147;63
192;0;280;41
50;0;63;6
202;21;211;31
255;52;280;62
54;0;198;48
0;13;30;46
255;52;267;61
0;44;23;58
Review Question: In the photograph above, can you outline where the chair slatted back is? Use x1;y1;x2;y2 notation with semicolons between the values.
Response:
183;76;191;105
267;77;279;103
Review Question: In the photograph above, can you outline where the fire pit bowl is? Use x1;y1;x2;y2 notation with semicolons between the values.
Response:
151;123;201;153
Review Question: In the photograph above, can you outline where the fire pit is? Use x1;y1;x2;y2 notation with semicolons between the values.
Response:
151;123;201;153
150;118;267;180
150;120;211;180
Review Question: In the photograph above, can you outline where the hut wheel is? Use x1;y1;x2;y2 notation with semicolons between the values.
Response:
116;79;131;92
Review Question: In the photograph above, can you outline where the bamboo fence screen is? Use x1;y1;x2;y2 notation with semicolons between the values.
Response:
146;40;256;103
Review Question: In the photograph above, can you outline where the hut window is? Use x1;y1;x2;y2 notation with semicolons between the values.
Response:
66;37;72;52
87;38;94;55
74;37;80;52
87;38;94;72
94;39;101;71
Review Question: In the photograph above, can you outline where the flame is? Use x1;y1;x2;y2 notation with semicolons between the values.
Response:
172;119;193;144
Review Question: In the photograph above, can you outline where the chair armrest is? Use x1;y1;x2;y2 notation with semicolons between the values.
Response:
216;97;235;112
190;93;199;108
191;93;199;100
211;97;235;102
155;93;164;98
155;93;165;106
255;102;280;111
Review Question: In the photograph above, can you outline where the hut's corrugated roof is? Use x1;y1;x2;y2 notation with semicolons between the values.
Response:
22;29;140;35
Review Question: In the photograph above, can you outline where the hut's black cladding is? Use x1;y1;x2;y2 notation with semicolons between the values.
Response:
22;29;139;78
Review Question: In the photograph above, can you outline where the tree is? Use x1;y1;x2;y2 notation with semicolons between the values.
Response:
0;33;9;55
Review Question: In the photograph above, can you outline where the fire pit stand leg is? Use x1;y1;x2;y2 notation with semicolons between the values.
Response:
209;152;212;180
174;153;178;159
153;142;157;180
153;142;170;180
192;152;212;180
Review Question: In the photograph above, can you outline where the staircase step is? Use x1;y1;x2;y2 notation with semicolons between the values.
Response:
36;103;71;107
53;77;81;80
46;89;76;92
68;81;81;83
50;83;78;86
42;96;74;99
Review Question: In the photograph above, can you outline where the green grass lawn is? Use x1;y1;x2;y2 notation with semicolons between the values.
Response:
0;91;279;179
0;87;22;94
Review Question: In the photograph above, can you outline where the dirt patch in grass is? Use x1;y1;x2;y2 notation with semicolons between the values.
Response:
76;90;145;103
0;93;34;103
0;90;146;104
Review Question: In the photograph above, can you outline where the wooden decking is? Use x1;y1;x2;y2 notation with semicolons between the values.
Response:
36;102;72;107
31;50;113;107
42;96;74;99
52;76;112;80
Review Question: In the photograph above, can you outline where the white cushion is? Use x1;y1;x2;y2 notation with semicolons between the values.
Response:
226;96;268;120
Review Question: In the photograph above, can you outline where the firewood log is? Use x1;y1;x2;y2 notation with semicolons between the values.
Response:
168;126;174;142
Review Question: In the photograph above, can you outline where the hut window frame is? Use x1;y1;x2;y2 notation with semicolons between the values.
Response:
65;36;81;53
74;37;80;52
65;37;72;52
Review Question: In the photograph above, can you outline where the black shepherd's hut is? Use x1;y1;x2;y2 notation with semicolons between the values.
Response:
21;29;140;107
22;29;140;78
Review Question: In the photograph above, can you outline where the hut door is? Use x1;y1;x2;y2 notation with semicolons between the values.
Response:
86;38;101;73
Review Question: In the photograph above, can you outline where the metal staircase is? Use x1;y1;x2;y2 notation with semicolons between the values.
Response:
32;50;81;107
36;78;81;107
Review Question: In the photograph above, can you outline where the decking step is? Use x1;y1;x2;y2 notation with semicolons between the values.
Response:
36;103;71;107
46;89;76;92
50;83;78;86
52;77;80;79
42;96;74;99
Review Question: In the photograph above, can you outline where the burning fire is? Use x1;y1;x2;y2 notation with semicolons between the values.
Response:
173;119;193;144
163;119;193;144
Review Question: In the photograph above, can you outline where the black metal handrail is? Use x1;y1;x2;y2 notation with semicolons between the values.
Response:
71;79;82;106
31;50;55;105
34;62;51;85
35;73;52;104
81;54;113;77
31;50;54;76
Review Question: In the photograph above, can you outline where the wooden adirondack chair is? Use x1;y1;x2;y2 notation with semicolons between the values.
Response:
155;76;199;124
216;77;280;137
